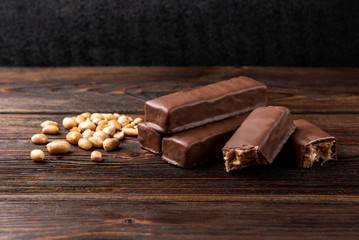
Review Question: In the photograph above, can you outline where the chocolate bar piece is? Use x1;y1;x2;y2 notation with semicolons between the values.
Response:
145;76;267;133
137;122;163;154
291;119;337;168
162;113;250;168
222;106;295;172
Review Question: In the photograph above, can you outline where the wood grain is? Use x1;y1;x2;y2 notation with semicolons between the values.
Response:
0;67;358;239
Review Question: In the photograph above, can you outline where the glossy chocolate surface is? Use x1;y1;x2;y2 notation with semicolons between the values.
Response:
145;76;267;133
223;106;296;164
162;113;250;168
137;122;163;154
291;119;337;167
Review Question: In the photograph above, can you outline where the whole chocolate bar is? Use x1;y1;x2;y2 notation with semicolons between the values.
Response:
145;76;267;133
162;113;250;168
137;122;163;154
291;119;337;168
222;106;295;172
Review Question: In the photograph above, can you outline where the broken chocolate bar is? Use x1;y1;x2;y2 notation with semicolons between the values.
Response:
137;122;163;154
161;113;250;168
222;106;296;172
145;76;267;133
291;119;337;168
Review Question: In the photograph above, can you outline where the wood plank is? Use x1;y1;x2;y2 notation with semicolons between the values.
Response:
0;67;358;114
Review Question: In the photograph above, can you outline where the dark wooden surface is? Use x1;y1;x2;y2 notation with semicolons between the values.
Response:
0;67;358;239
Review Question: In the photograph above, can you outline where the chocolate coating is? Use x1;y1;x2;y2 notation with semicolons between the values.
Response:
291;119;337;168
223;106;296;165
137;122;162;154
162;113;250;168
145;76;267;133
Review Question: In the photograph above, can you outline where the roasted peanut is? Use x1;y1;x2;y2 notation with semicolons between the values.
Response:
78;138;92;150
118;115;131;126
102;126;116;137
102;113;115;121
31;134;48;144
42;125;59;134
66;131;82;145
123;122;135;128
75;115;86;124
113;131;125;140
82;129;94;138
62;117;77;129
91;151;103;162
81;112;92;119
103;138;120;151
92;117;104;125
93;130;110;140
31;149;45;162
113;113;120;119
47;140;71;154
122;128;138;136
90;113;104;121
70;127;81;132
97;119;108;126
96;125;108;131
41;120;58;128
88;136;104;148
108;120;122;130
78;121;96;132
133;117;142;124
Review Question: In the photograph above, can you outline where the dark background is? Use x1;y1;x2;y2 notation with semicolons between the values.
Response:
0;0;358;67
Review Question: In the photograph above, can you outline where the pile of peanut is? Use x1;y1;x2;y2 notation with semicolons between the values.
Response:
30;112;142;163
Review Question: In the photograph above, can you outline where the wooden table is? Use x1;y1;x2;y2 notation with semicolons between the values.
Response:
1;67;358;239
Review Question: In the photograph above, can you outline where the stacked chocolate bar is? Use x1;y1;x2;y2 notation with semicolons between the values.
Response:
138;76;337;171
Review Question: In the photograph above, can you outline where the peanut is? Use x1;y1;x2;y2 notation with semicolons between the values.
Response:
122;128;138;136
78;138;92;150
133;117;143;124
66;131;82;145
113;131;125;140
40;120;58;128
91;151;103;162
62;117;77;129
102;113;115;121
89;136;104;148
118;115;131;126
75;115;86;124
92;117;105;125
47;140;71;154
93;130;110;140
81;112;92;119
31;149;45;162
42;125;59;134
90;113;104;121
82;129;94;138
31;134;48;144
108;120;122;130
103;138;120;151
123;122;135;128
78;121;96;132
103;126;116;137
70;127;81;132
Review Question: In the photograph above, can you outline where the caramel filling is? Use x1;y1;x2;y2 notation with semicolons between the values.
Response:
223;146;268;172
302;140;335;168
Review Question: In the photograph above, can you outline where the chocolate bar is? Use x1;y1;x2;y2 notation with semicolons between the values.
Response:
161;113;250;168
137;122;163;154
291;119;337;168
222;106;295;172
145;76;267;133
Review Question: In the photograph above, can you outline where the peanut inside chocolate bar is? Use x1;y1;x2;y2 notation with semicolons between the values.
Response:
222;106;296;172
223;146;269;172
302;140;336;168
291;119;337;168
